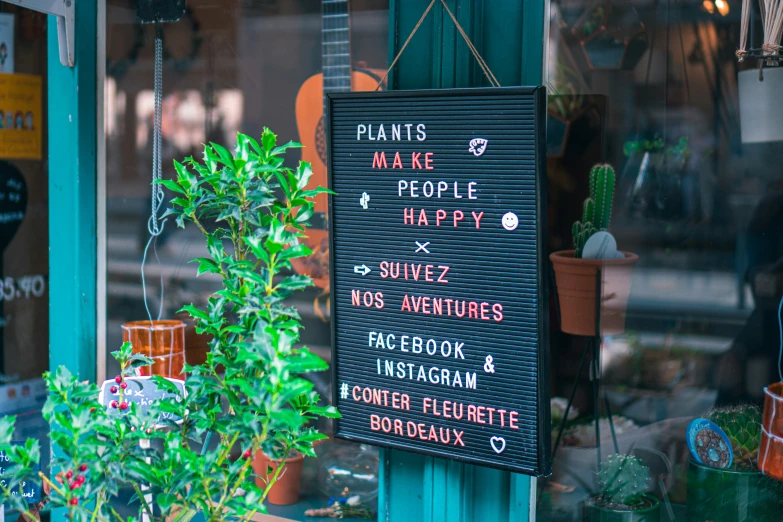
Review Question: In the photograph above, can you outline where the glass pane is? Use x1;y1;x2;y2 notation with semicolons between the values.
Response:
541;0;783;519
105;1;388;519
0;3;49;504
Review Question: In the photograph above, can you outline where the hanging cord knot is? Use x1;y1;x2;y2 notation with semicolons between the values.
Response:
141;24;168;324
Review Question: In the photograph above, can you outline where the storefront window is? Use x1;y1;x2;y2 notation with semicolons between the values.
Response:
0;3;48;454
105;1;388;518
541;0;783;519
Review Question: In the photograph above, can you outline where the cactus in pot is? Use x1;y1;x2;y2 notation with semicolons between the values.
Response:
573;164;615;258
687;404;783;522
707;405;761;470
551;162;636;336
585;454;660;521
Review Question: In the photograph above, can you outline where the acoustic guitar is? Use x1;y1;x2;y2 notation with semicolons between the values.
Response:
292;0;385;293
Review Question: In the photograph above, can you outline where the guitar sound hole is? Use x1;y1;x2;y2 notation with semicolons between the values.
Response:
315;116;327;164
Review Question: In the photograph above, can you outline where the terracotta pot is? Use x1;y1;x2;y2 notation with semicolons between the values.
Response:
253;451;304;505
550;250;638;336
175;311;211;367
760;382;783;480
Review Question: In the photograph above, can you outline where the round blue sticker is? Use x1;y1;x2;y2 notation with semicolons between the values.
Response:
687;418;733;469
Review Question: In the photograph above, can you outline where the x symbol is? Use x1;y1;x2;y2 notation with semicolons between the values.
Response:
415;241;430;253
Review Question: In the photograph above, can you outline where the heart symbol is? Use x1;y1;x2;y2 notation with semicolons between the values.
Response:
490;436;506;454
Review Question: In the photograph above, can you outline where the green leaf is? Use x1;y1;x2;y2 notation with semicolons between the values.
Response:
295;161;313;191
210;141;235;168
155;178;186;195
192;257;221;276
310;405;341;419
277;275;313;292
271;140;303;156
179;304;209;321
278;244;313;262
261;127;277;153
286;348;328;373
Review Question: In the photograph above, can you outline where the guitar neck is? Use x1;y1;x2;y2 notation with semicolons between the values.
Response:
322;0;351;97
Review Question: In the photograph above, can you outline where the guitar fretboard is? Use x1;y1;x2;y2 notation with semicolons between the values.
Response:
322;0;351;96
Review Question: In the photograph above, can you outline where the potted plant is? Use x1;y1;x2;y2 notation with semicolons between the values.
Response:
550;164;638;336
687;405;783;522
619;135;691;220
583;454;661;521
0;129;339;521
736;0;783;143
568;0;648;71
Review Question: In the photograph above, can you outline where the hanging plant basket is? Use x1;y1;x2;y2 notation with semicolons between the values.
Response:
569;0;648;71
760;382;783;480
121;319;186;378
736;0;783;142
739;65;783;143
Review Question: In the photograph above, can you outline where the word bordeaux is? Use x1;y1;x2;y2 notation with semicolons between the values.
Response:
329;88;550;476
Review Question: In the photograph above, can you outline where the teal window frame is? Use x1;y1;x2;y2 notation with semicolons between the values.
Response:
47;0;98;518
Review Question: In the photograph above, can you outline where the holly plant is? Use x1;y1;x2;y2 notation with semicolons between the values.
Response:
0;129;338;521
148;128;339;521
0;342;156;520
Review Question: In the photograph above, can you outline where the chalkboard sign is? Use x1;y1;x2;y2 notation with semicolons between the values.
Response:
0;442;41;504
99;376;185;428
327;88;550;476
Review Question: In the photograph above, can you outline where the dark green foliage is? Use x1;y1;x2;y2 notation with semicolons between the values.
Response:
0;129;337;522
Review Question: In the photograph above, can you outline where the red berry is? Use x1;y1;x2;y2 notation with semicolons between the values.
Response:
120;382;128;389
65;470;73;479
76;475;85;484
243;449;252;458
114;375;122;384
70;498;78;506
79;464;87;472
110;400;118;409
120;402;128;410
110;386;117;394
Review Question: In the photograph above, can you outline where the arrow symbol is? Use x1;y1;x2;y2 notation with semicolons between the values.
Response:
353;265;371;276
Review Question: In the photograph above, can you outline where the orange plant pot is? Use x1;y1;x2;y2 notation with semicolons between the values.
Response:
121;320;186;379
550;250;638;336
760;382;783;481
252;451;305;506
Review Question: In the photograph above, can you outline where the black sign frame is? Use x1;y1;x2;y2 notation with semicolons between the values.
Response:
327;87;551;476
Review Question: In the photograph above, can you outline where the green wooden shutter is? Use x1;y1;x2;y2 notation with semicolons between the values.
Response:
381;1;545;520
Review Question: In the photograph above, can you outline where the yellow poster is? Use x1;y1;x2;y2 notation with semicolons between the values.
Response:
0;73;41;160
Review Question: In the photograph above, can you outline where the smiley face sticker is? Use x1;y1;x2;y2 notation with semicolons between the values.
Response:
502;212;519;231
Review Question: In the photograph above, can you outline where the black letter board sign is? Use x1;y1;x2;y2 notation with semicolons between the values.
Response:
327;88;550;476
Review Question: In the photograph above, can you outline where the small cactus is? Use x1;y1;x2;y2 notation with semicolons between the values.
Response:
598;454;650;506
572;164;615;258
